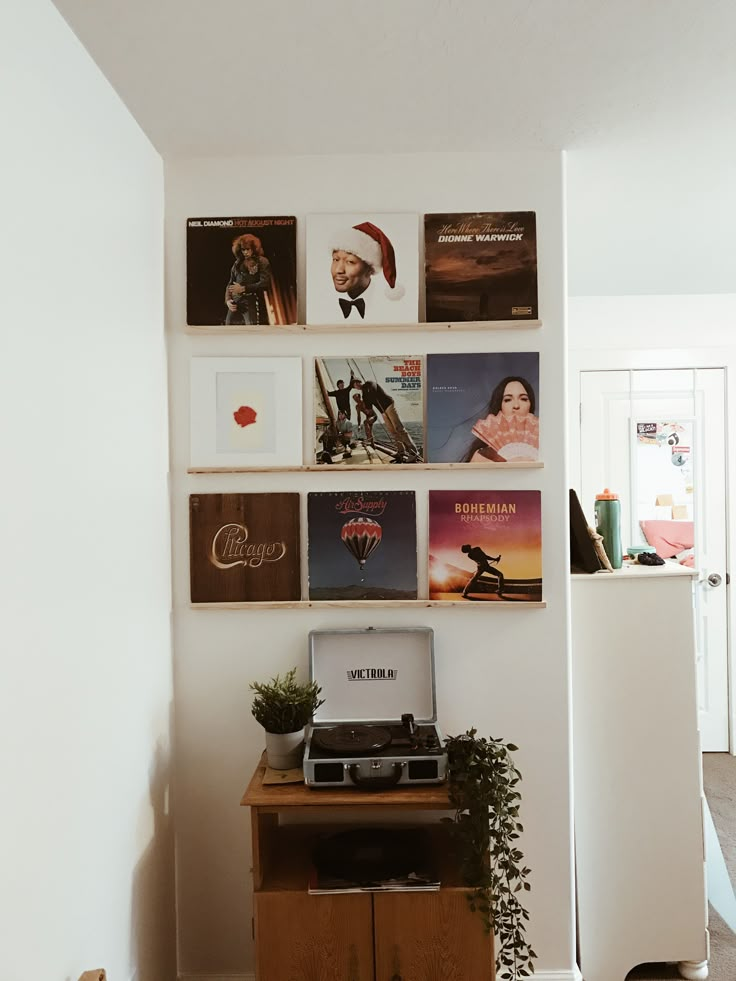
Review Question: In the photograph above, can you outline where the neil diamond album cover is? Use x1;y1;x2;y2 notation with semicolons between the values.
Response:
186;216;297;327
307;491;417;600
424;212;538;322
429;490;542;603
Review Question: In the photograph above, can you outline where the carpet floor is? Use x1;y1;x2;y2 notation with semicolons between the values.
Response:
624;753;736;981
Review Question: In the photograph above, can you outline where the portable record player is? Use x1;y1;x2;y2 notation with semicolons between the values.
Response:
303;627;447;789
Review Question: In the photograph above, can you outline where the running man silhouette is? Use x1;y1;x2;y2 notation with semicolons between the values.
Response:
461;544;505;599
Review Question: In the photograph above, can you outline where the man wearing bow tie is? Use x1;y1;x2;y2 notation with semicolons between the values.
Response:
329;222;405;323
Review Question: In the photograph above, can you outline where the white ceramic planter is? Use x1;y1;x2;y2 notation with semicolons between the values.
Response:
265;728;305;770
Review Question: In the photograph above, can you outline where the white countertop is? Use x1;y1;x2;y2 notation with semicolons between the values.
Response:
571;559;698;580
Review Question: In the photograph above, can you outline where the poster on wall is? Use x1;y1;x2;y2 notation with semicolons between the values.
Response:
307;491;417;600
306;213;419;325
634;420;695;563
426;352;539;463
190;356;302;469
428;490;542;602
189;493;301;603
314;355;423;465
424;211;538;322
186;216;297;326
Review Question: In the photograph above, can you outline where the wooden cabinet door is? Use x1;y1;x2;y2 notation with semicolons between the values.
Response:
254;892;374;981
373;891;494;981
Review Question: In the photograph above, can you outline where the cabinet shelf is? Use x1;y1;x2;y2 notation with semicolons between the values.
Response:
188;460;543;474
186;319;541;335
241;757;495;979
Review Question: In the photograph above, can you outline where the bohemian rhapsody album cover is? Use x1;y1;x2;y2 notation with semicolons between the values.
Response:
429;490;542;602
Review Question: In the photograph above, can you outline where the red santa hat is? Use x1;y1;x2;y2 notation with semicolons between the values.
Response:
331;221;405;300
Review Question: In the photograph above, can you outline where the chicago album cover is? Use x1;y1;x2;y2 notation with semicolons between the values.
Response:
426;352;540;463
424;212;538;322
314;355;424;465
429;490;542;602
186;216;297;326
189;493;301;603
307;491;417;600
306;213;419;325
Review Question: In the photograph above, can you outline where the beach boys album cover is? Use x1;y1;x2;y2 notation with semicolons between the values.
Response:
424;212;538;322
308;491;417;600
426;352;540;463
314;355;424;465
306;213;419;325
186;216;297;326
429;490;542;602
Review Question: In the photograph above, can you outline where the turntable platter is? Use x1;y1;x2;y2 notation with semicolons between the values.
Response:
312;724;392;756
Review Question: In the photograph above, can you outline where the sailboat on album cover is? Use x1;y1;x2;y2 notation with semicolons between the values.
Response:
308;491;417;600
429;490;542;602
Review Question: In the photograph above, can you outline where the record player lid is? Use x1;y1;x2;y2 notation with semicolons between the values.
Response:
308;627;436;725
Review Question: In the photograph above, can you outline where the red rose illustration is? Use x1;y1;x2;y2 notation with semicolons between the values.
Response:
233;405;257;428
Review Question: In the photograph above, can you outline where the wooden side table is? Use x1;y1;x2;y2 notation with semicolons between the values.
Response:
241;757;495;981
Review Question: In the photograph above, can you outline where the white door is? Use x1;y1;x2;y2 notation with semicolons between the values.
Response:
579;368;729;751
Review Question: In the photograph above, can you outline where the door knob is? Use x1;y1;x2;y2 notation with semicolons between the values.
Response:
707;573;722;587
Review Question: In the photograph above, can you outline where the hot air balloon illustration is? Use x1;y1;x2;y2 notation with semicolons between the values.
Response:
341;517;382;573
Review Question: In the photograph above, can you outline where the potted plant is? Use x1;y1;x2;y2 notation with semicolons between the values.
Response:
250;668;324;770
444;729;537;980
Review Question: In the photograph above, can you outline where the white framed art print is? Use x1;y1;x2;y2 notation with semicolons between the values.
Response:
190;357;302;468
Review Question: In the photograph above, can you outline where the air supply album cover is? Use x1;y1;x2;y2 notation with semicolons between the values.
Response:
307;491;417;600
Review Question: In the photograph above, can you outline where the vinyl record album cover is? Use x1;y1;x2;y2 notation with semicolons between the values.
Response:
189;493;301;603
186;216;297;326
314;356;424;465
307;491;417;600
306;213;419;325
426;352;540;463
424;212;538;322
429;490;542;602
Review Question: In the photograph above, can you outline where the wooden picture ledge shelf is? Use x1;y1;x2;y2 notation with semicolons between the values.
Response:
186;319;541;334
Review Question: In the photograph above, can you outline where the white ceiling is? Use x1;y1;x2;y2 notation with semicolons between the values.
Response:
51;0;736;296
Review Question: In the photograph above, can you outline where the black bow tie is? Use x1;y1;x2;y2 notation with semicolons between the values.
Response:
339;297;366;319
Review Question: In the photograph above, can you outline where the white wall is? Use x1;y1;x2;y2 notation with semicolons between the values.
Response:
566;147;736;297
166;151;574;978
0;2;174;980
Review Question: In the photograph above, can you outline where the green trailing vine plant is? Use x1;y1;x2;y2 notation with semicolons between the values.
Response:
444;729;537;979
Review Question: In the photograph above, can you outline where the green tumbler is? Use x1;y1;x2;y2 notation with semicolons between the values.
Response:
594;489;623;569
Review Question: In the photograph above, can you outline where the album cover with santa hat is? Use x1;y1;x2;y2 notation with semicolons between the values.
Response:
424;212;538;322
306;213;419;325
426;352;540;463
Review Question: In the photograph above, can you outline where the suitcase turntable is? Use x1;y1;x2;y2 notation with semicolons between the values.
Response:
303;627;447;789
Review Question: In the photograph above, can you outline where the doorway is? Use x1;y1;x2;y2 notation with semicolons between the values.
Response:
579;368;729;751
